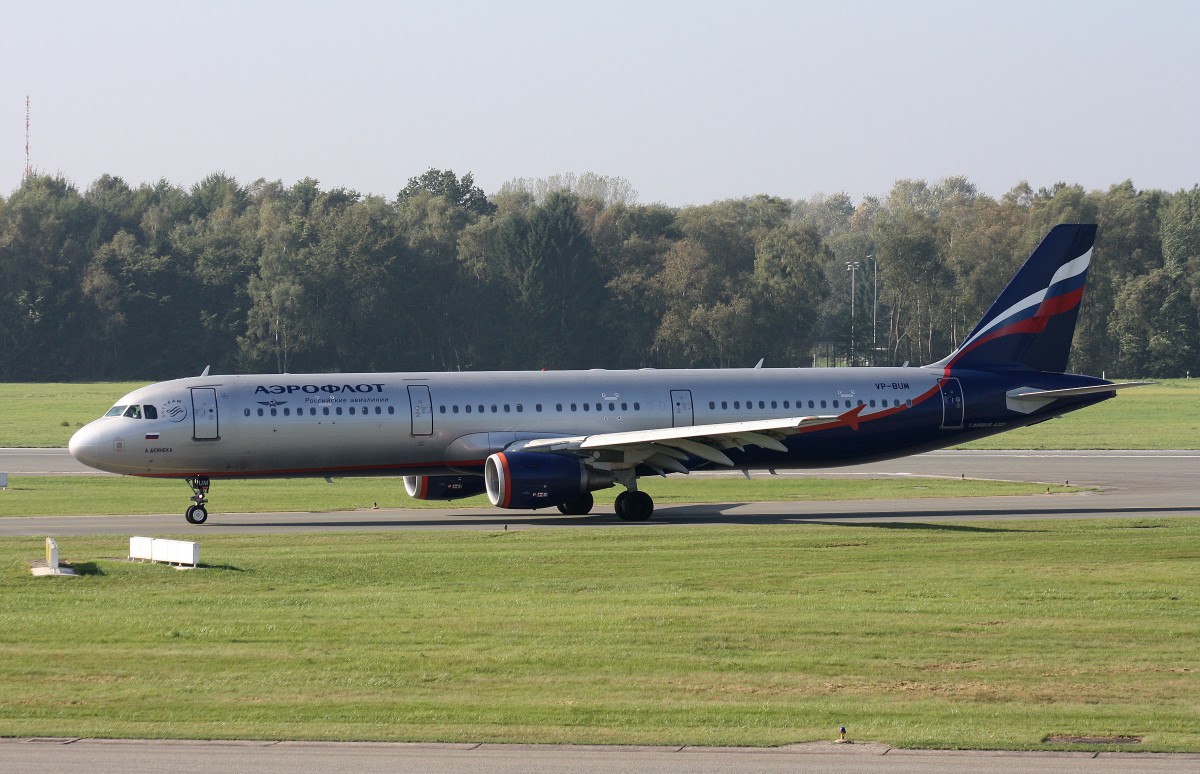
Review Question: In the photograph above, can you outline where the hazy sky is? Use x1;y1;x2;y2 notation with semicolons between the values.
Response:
3;0;1197;206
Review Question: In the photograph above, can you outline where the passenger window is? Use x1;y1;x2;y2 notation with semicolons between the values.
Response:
478;405;484;413
244;408;250;417
517;404;523;413
833;400;839;408
583;403;590;412
783;400;790;409
144;405;158;419
608;403;615;411
257;408;264;416
439;406;446;413
465;405;472;413
709;401;715;410
556;404;563;412
596;403;602;411
388;406;394;414
336;407;343;415
284;408;291;416
323;407;330;415
491;405;498;413
734;401;740;409
820;400;826;409
570;403;577;411
759;401;765;409
621;402;627;411
503;404;510;413
634;402;640;410
870;400;876;407
808;400;815;409
375;406;382;415
535;404;542;412
271;408;277;416
453;405;459;414
771;401;777;409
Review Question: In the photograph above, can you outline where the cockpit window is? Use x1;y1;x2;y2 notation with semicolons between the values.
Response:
144;405;158;420
123;405;142;419
105;405;127;418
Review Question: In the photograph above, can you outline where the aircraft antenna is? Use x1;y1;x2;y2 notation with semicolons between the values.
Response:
24;95;31;180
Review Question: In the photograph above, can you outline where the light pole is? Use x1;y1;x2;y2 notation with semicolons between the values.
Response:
866;255;878;364
846;261;860;366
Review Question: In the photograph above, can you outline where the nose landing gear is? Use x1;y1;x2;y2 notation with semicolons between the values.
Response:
185;476;210;524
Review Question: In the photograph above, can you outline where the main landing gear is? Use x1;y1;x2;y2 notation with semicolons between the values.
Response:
614;489;654;522
557;492;594;516
185;476;210;525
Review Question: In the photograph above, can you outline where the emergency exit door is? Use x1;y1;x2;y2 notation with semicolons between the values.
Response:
408;385;433;436
670;390;694;427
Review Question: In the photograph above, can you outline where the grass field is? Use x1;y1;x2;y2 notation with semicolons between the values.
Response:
0;379;1196;449
0;476;1084;518
2;520;1197;750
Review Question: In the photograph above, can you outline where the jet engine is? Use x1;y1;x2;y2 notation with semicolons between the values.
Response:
484;451;614;510
403;474;487;501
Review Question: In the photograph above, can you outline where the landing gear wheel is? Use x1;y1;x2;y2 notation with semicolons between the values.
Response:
615;490;654;522
557;492;594;516
185;476;211;525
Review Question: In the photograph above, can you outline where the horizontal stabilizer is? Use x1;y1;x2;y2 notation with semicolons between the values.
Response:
1008;382;1153;401
1006;381;1152;413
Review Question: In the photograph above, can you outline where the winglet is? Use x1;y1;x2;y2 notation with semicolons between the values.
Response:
839;404;866;431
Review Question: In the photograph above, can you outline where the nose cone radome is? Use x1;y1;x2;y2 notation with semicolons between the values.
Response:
68;423;104;470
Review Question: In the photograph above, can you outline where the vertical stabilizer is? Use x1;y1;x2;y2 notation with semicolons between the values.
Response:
934;224;1096;373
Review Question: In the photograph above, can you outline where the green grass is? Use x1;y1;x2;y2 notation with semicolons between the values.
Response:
959;379;1199;450
0;476;1083;518
0;382;143;447
0;379;1196;449
1;520;1197;749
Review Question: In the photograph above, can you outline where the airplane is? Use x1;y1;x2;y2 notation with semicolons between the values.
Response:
69;224;1147;524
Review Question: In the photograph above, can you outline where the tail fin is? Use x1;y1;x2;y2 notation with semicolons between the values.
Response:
933;224;1096;374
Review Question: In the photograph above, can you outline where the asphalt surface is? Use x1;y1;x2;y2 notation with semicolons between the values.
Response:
2;448;1198;772
1;738;1197;774
1;449;1196;536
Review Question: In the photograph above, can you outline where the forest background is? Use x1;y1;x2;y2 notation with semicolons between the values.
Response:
2;169;1197;381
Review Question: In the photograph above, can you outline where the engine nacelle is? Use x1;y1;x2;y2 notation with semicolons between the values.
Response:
403;474;487;501
484;451;614;510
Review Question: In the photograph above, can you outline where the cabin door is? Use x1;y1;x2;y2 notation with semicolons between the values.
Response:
938;378;964;430
670;390;694;428
408;385;434;436
190;388;220;440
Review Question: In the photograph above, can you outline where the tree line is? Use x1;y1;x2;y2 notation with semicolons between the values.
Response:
1;169;1197;382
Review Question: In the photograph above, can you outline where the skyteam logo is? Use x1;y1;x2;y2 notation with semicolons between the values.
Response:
163;399;188;423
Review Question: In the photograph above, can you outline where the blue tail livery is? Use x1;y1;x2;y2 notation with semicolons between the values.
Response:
935;224;1096;374
70;224;1148;524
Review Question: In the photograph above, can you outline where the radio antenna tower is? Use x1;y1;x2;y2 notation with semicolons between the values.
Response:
24;95;32;180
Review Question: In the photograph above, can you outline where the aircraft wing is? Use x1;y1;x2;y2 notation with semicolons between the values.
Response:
516;406;864;474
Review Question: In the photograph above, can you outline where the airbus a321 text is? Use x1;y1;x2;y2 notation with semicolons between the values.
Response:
70;224;1146;524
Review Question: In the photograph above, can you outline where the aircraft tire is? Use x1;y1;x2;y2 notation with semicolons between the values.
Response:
615;491;653;522
557;492;594;516
185;505;208;525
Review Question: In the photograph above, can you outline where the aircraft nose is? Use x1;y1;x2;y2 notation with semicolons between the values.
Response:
68;424;101;467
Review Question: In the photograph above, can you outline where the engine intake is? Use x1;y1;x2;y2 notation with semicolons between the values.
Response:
403;474;487;501
485;451;614;510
